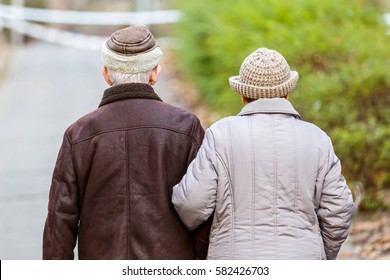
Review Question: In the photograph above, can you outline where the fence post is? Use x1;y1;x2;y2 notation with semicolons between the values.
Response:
11;0;25;45
0;0;3;39
136;0;153;12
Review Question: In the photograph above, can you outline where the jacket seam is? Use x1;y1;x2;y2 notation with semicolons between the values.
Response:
189;117;204;150
215;152;232;215
61;132;73;181
226;122;235;259
292;118;300;259
190;116;197;143
248;117;255;259
71;126;195;146
211;151;230;259
270;115;278;258
68;134;81;214
239;110;300;117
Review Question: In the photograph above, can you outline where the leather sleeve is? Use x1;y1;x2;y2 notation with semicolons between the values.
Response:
187;116;205;164
42;132;79;260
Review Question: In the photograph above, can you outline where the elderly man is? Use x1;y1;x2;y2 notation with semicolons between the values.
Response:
172;48;356;260
43;25;210;260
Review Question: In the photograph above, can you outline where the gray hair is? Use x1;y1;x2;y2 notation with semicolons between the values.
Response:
108;69;152;86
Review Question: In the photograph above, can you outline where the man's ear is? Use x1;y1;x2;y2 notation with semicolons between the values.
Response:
149;65;161;86
102;66;113;86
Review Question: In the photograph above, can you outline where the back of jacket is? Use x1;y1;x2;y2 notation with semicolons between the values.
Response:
43;83;206;259
172;98;356;260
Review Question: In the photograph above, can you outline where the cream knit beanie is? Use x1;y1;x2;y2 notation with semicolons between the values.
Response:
229;48;298;99
101;25;162;74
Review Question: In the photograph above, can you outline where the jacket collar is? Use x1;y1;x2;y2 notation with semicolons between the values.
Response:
99;83;162;107
238;98;301;119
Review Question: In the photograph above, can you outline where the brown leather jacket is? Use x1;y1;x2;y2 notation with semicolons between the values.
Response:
43;83;210;259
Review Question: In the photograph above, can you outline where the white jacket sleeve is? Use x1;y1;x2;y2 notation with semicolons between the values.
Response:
317;138;356;260
172;129;218;230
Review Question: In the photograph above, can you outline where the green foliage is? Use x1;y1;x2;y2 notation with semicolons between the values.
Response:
173;0;390;209
25;0;47;8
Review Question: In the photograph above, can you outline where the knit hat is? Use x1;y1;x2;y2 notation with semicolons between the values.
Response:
101;25;163;74
229;48;298;99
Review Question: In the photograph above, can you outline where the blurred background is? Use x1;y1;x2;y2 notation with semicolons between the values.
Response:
0;0;389;260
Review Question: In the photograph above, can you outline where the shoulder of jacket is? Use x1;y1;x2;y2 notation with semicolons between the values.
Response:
209;116;237;129
64;108;100;139
205;116;239;142
298;119;330;137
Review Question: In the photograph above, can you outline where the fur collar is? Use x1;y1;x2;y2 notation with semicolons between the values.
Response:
99;83;162;107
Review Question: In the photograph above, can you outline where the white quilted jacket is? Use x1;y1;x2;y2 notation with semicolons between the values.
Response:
172;98;355;260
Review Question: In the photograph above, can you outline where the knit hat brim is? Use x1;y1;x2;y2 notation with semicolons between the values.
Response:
229;71;299;99
102;41;163;74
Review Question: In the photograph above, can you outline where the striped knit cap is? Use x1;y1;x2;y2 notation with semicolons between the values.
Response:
229;48;298;99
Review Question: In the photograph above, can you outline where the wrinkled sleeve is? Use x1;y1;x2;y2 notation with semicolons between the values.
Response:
187;117;212;260
191;215;213;260
172;128;218;231
43;132;79;260
317;138;356;260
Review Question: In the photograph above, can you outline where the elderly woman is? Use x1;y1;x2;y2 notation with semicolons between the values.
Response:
172;48;356;260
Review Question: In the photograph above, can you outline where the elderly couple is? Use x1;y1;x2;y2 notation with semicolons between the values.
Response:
43;25;355;260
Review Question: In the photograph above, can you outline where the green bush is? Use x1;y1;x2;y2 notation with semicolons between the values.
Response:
173;0;390;209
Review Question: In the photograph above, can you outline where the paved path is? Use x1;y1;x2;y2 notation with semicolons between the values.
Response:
0;42;183;260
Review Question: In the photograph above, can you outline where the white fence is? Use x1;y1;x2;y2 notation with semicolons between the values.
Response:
0;19;107;50
0;4;182;49
0;4;389;50
0;4;181;25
